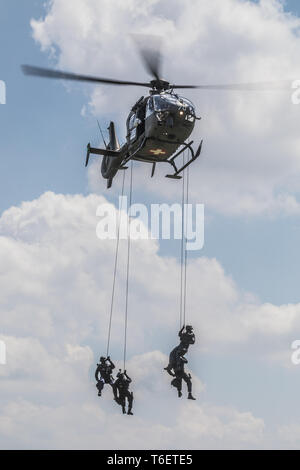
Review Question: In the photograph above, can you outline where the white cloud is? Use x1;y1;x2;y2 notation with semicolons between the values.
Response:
0;342;264;450
0;191;299;448
30;0;300;216
2;191;300;352
277;423;300;448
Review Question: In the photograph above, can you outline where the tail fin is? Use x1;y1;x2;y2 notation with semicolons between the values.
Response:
100;122;123;188
107;177;113;189
107;122;120;151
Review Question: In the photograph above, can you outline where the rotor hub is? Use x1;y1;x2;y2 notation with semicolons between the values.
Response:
150;79;170;92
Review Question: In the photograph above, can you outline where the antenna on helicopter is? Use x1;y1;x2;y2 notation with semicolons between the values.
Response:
97;120;107;149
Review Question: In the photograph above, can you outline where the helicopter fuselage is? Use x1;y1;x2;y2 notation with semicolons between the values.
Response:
126;92;197;163
86;91;203;188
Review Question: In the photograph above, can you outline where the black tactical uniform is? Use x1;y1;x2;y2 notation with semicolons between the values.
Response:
164;345;187;376
179;325;195;349
95;356;115;397
113;370;134;415
171;352;195;400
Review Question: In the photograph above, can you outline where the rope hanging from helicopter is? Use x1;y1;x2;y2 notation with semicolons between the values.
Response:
106;170;126;358
95;163;135;415
123;161;133;370
179;151;190;328
179;152;185;328
105;161;134;371
183;161;190;327
164;148;196;401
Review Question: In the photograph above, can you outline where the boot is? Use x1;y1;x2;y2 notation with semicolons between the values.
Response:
127;409;133;416
122;406;126;414
188;393;196;400
164;367;175;377
178;390;182;398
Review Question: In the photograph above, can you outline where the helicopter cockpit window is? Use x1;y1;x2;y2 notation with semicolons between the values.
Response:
146;97;154;117
153;95;177;111
178;97;196;122
153;94;196;122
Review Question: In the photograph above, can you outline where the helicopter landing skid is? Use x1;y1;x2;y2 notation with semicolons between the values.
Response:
165;139;203;179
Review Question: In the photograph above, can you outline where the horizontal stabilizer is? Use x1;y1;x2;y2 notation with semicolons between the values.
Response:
85;143;121;167
88;145;120;157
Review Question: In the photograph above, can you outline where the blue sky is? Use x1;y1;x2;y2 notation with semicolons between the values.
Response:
0;0;93;209
1;0;300;449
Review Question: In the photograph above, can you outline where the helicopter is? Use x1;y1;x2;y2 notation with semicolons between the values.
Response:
22;36;293;189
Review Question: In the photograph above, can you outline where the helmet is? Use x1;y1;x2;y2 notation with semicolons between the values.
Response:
186;325;193;331
100;356;106;362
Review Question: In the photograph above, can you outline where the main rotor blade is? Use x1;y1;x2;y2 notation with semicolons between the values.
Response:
131;34;162;81
22;65;151;88
172;81;294;90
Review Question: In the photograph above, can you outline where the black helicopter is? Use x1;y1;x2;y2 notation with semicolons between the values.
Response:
22;36;292;189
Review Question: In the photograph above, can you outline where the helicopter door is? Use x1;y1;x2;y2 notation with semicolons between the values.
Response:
128;113;137;141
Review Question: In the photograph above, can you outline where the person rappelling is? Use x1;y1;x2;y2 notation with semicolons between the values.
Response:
170;348;195;400
95;165;136;414
164;344;186;376
166;159;196;400
113;369;134;415
179;325;195;349
95;356;116;397
110;164;134;416
164;324;195;375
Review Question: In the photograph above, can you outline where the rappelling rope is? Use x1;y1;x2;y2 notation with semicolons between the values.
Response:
106;170;126;357
183;162;190;326
179;152;186;328
123;161;133;370
179;150;190;328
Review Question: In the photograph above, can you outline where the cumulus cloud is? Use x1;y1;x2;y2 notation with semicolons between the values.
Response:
0;191;299;448
277;423;300;449
0;340;263;450
1;191;300;352
30;0;300;216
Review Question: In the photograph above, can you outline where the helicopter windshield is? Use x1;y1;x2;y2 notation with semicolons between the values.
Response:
153;94;195;119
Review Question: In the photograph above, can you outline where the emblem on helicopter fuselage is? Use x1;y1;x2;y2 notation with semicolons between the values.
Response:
149;149;166;156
